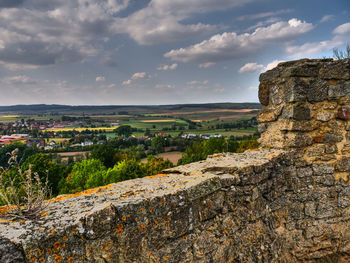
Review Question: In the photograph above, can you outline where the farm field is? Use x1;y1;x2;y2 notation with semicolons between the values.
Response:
141;151;182;165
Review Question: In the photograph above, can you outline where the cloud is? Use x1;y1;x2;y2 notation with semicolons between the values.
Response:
122;79;132;86
113;0;253;45
164;19;313;63
96;76;105;82
285;22;350;59
236;9;293;21
123;72;150;86
131;72;148;80
239;62;264;73
0;0;130;68
157;63;178;71
320;15;334;23
155;84;174;89
264;60;284;71
187;80;209;85
333;22;350;35
198;62;216;68
0;0;24;8
1;75;37;85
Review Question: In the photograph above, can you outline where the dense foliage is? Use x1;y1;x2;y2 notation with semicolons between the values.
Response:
177;137;259;165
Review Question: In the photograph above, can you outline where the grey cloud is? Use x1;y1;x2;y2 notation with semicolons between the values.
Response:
0;41;83;66
0;0;24;8
0;0;128;68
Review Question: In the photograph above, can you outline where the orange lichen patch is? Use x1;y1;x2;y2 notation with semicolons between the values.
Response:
53;241;61;252
116;224;123;234
140;207;144;212
135;217;138;222
48;228;56;236
36;249;42;257
182;236;187;240
139;224;146;230
62;236;67;241
46;248;52;254
122;216;127;221
48;184;115;202
0;219;11;223
54;254;63;263
0;206;10;215
41;212;48;217
146;174;168;179
148;207;153;213
68;257;74;263
39;258;44;263
30;257;37;262
80;237;84;242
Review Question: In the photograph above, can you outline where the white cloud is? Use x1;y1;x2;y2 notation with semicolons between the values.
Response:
236;9;293;21
333;22;350;35
320;15;334;23
164;19;313;63
1;75;37;85
264;60;285;71
123;72;150;86
113;0;253;45
155;84;174;89
96;76;105;82
187;80;209;85
131;72;148;80
285;22;350;59
122;79;132;86
198;62;216;68
239;62;264;73
157;63;178;71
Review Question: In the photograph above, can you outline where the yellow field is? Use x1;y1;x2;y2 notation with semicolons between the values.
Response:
1;115;20;118
45;127;115;132
141;119;176;123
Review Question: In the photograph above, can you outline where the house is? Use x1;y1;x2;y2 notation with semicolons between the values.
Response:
81;141;93;147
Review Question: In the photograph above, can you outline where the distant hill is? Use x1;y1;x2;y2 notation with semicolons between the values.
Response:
0;103;261;115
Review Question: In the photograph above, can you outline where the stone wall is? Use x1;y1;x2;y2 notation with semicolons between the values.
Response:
1;58;350;263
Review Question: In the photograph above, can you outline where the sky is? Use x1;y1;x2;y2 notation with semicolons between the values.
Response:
0;0;349;106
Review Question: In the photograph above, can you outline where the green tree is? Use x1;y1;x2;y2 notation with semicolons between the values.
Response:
144;155;173;176
63;159;107;193
151;135;165;154
22;153;65;195
115;125;133;137
0;142;37;168
91;144;117;168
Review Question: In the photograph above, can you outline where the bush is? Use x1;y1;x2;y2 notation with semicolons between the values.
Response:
0;149;51;219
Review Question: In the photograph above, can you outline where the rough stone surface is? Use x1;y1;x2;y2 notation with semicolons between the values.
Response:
1;58;350;263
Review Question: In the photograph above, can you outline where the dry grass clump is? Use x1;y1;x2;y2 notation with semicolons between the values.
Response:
0;149;51;220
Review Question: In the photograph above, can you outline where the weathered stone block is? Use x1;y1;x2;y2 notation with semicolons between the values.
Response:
258;83;270;106
338;106;350;120
328;82;350;99
336;156;350;172
259;68;280;82
258;105;283;123
282;104;311;120
316;111;334;122
313;132;343;143
319;59;350;80
307;80;328;102
284;79;307;103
